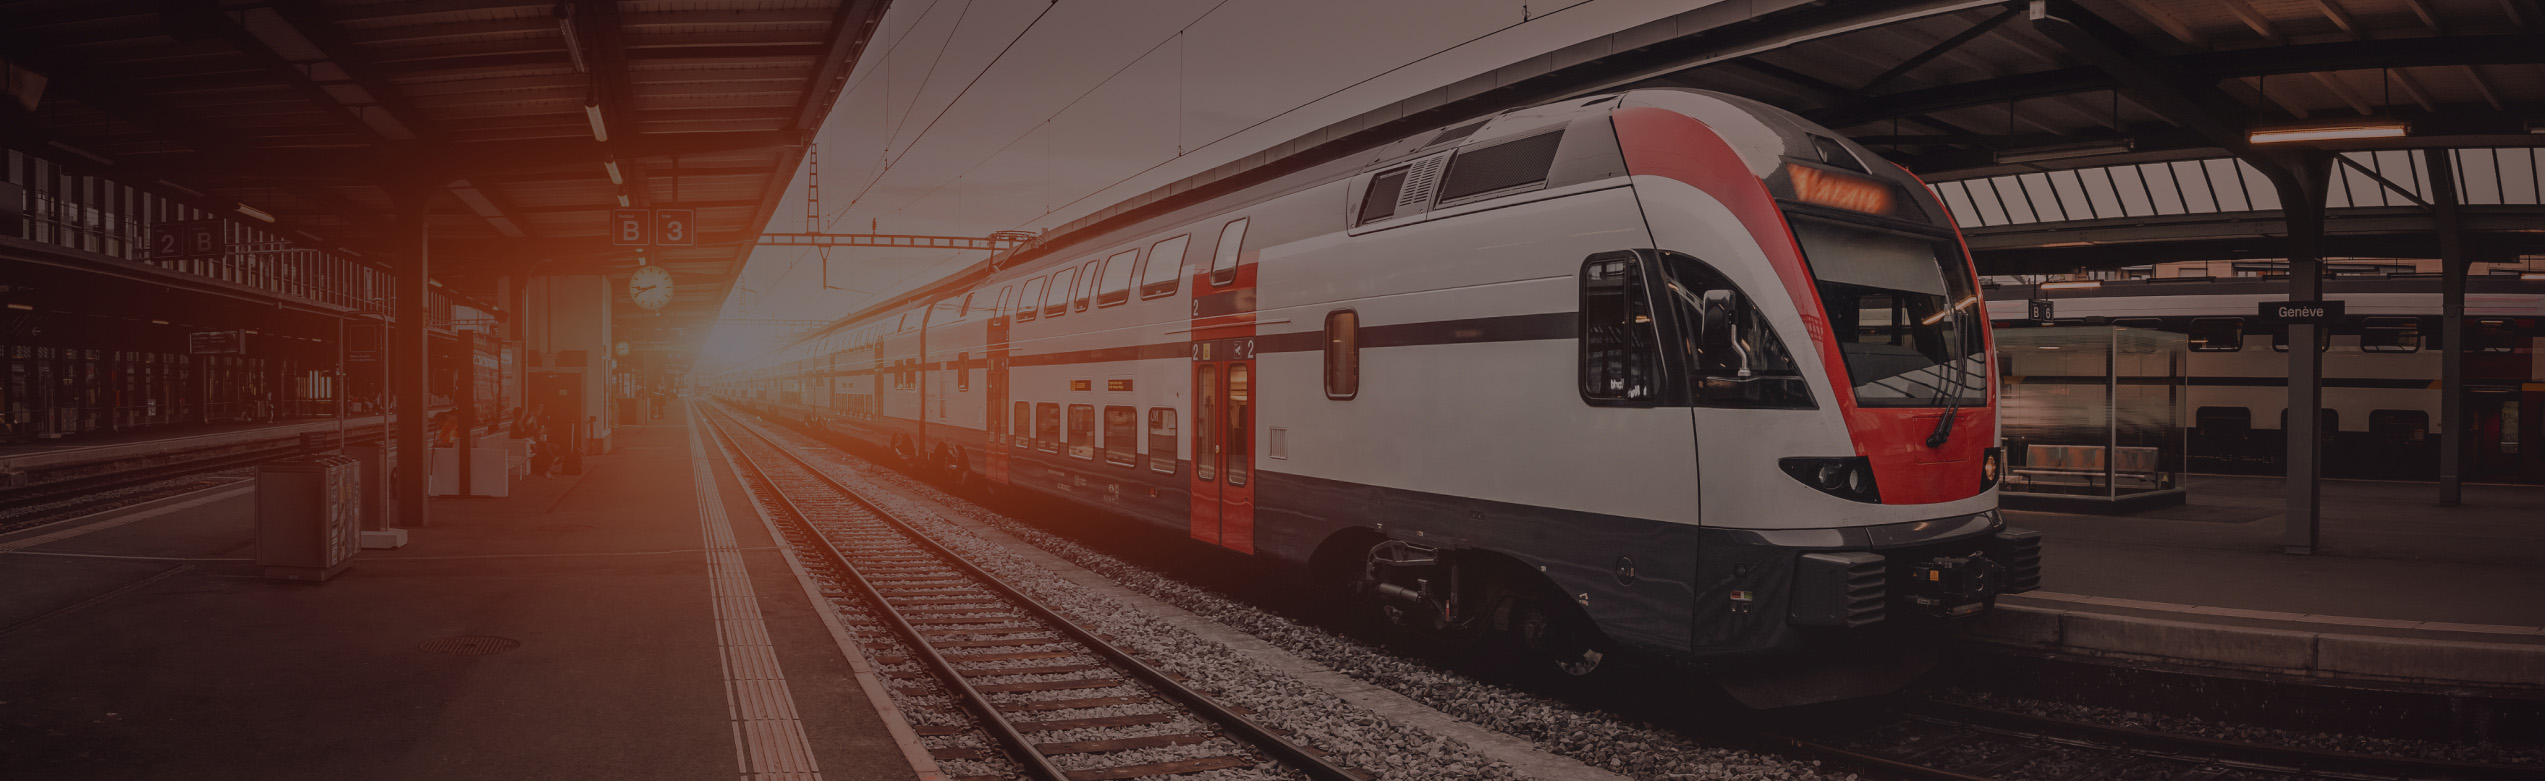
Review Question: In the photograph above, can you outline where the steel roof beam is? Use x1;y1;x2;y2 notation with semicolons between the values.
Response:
1810;33;2545;128
1858;5;2020;95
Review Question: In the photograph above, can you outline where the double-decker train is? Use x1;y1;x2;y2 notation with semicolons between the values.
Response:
713;89;2040;702
1987;279;2545;483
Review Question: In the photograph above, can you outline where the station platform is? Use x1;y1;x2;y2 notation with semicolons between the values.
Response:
1975;475;2545;690
0;404;926;780
0;415;397;478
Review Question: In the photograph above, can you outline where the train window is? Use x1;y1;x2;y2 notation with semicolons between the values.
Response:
1017;277;1045;321
2369;410;2428;443
2472;319;2519;353
1210;218;1248;286
956;353;969;392
1045;268;1077;318
2361;317;2420;353
1104;406;1138;467
2188;318;2243;351
1141;235;1189;298
2195;407;2251;439
993;286;1012;320
1036;402;1060;452
1075;260;1099;311
1013;401;1030;440
2270;325;2329;353
1147;408;1177;474
1660;252;1813;409
1580;252;1659;404
1097;249;1138;307
1358;167;1409;225
1438;129;1563;203
1225;365;1251;487
958;292;976;318
1324;310;1358;400
1067;404;1095;460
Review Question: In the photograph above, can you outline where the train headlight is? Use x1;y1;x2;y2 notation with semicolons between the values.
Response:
1981;447;2003;491
1779;456;1882;503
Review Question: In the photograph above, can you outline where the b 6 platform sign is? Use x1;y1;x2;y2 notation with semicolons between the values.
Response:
2259;300;2346;323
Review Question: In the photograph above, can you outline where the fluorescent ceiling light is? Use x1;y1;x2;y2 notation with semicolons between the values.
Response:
1994;139;2133;165
617;194;631;207
47;140;112;166
585;102;609;143
2248;120;2407;144
2523;272;2545;280
604;159;623;185
236;204;276;223
6;303;32;311
557;9;588;73
151;319;169;325
2038;280;2102;290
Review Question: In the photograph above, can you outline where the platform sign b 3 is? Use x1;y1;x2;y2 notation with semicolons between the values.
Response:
610;209;651;246
653;208;695;247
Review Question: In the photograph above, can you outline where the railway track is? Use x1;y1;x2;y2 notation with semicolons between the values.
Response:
705;407;1366;781
1767;698;2539;781
0;431;381;534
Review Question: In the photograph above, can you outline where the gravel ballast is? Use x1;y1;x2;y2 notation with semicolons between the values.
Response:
726;408;1843;781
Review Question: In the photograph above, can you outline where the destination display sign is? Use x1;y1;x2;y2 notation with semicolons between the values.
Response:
2258;300;2347;323
189;330;245;355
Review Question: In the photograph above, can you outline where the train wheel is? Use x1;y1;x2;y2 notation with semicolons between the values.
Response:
1509;596;1609;678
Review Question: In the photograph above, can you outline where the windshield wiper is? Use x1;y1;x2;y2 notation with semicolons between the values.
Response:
1924;295;1980;448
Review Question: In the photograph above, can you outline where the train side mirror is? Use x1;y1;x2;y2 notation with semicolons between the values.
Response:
1701;289;1740;353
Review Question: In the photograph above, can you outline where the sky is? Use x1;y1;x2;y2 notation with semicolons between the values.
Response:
699;0;1720;367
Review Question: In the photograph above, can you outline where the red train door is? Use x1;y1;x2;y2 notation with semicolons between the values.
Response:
1187;356;1255;552
1188;216;1258;554
1191;363;1222;545
987;356;1010;484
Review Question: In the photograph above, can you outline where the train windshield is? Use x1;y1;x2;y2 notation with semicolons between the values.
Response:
1789;216;1985;408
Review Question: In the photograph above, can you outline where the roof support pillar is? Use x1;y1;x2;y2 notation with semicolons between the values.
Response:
2426;147;2466;506
392;188;432;529
2273;151;2333;554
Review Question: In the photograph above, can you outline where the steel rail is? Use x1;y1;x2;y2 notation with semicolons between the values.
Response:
705;408;1072;781
707;404;1367;781
0;429;387;524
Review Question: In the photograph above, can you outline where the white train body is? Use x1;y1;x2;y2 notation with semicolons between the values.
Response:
1988;282;2544;482
715;89;2039;673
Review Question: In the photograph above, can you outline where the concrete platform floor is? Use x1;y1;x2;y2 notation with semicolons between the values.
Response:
2008;473;2545;634
0;404;916;781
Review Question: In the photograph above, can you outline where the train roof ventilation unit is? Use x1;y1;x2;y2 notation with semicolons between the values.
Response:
1396;155;1446;210
1426;119;1490;148
1436;130;1564;203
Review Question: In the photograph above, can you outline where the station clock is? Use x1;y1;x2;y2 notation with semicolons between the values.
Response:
628;265;674;311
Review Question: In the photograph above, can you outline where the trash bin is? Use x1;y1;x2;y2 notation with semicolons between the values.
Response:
345;443;406;548
257;455;361;582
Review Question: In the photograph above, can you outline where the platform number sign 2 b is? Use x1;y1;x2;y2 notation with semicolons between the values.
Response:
155;219;225;260
609;208;695;247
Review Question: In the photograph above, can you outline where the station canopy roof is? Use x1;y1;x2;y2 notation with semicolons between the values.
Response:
0;0;887;356
1625;0;2545;268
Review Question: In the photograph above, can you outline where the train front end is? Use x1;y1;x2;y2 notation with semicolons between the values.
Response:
1607;90;2040;694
